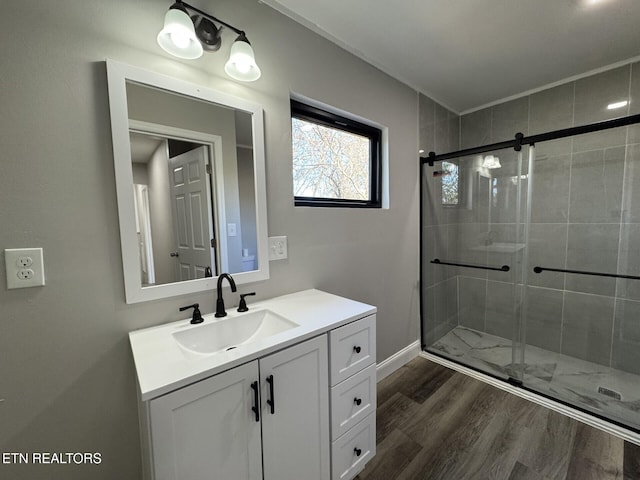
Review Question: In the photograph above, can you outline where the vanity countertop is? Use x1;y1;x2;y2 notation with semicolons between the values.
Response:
129;289;376;401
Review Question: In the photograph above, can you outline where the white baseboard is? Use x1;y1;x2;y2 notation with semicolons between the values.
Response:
376;340;421;382
421;351;640;446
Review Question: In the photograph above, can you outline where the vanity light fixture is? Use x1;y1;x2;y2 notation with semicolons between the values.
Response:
157;0;261;81
482;155;501;169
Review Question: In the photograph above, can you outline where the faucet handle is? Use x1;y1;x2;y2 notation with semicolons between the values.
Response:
237;292;256;313
179;303;204;324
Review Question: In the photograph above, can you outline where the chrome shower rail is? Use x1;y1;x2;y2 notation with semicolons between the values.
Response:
533;266;640;281
431;258;510;272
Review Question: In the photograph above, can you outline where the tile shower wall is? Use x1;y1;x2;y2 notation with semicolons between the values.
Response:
423;62;640;375
420;94;460;345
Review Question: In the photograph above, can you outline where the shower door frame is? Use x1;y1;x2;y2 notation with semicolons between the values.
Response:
419;112;640;432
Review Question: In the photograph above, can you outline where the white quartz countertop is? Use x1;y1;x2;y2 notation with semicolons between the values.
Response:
129;289;376;401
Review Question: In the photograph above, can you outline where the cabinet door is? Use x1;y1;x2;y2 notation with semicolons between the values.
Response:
149;361;262;480
260;335;330;480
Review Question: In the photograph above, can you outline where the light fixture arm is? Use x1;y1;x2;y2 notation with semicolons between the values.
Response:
174;0;245;37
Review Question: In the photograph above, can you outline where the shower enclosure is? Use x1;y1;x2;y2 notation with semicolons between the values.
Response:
421;112;640;432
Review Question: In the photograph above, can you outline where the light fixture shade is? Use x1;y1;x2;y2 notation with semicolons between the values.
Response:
482;155;501;169
224;35;261;82
157;7;203;59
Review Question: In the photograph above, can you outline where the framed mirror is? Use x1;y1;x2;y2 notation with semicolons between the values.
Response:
106;60;269;303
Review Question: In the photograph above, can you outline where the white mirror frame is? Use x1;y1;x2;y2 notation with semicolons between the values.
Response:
106;59;269;303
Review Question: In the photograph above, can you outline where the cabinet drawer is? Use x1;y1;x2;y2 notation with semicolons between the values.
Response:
330;363;376;441
330;414;375;480
329;315;376;386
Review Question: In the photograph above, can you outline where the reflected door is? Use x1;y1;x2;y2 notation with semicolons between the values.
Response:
169;146;217;280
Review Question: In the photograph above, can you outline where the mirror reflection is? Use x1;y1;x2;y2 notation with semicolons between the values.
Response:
126;81;257;287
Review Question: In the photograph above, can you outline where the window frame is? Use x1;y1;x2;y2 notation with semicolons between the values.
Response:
291;99;382;208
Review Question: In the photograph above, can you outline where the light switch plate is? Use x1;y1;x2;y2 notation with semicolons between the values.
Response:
5;248;45;289
268;236;288;261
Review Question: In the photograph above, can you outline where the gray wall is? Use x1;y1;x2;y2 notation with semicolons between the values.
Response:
237;146;258;264
0;0;419;478
147;141;174;284
422;63;640;375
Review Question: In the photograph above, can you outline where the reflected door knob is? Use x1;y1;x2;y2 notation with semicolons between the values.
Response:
170;252;179;257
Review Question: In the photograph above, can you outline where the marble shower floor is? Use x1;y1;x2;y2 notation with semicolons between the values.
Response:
429;326;640;431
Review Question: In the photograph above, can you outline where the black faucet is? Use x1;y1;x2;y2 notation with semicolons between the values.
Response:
215;273;237;317
179;303;204;324
237;292;256;312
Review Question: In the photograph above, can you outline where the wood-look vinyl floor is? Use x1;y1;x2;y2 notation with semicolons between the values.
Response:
355;357;640;480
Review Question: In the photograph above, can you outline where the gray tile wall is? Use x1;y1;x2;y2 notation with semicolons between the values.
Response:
421;93;460;346
422;61;640;374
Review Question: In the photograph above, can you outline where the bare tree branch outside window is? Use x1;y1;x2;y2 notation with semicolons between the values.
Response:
292;118;370;200
441;161;459;205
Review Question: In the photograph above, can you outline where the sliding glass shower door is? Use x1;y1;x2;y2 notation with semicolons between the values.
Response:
517;126;640;431
421;145;530;384
422;120;640;432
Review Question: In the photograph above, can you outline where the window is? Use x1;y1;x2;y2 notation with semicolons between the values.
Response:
291;99;382;208
440;161;459;205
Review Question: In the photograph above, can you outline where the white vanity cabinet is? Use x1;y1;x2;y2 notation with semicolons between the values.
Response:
142;334;329;480
261;335;330;480
148;361;263;480
328;314;377;480
131;290;378;480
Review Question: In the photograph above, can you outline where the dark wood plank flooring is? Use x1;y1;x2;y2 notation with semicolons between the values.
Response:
355;357;640;480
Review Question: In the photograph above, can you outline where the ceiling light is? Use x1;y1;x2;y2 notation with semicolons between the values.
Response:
157;1;261;82
607;100;629;110
574;0;608;7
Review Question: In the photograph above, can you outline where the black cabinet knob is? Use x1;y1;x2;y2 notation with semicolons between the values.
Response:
354;397;362;406
354;447;362;457
353;345;361;354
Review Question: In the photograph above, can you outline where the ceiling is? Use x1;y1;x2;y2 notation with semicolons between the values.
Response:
130;133;164;164
261;0;640;113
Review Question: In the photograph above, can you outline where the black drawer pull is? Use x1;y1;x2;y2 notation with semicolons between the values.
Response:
250;381;260;422
354;397;362;406
353;346;362;354
266;375;275;414
354;447;362;457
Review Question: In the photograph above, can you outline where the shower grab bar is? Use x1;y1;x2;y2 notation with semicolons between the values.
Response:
431;258;510;272
533;266;640;281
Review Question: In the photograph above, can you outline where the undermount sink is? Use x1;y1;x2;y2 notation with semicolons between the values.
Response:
173;309;299;355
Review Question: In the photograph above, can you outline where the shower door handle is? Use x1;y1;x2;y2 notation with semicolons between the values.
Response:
533;265;640;281
431;258;509;272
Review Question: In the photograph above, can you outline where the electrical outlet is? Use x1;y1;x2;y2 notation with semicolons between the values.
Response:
5;248;45;289
17;269;34;280
17;256;33;267
268;236;288;261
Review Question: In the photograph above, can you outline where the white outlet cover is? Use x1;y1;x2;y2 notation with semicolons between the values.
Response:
5;248;45;289
268;236;288;261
